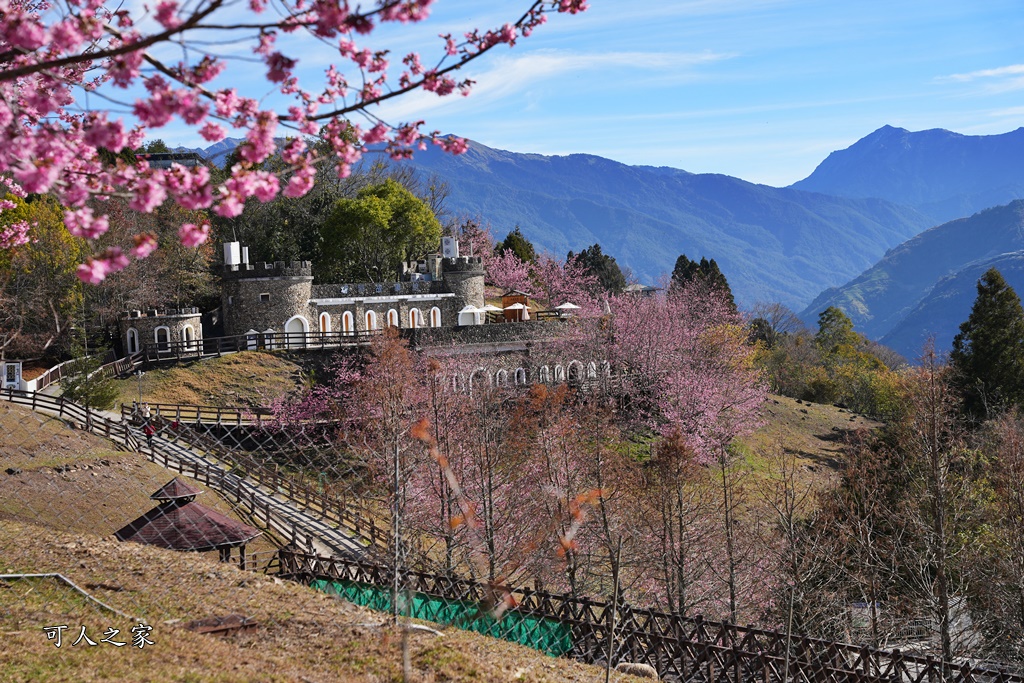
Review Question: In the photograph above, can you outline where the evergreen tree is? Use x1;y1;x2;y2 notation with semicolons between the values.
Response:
950;267;1024;420
495;227;537;263
670;254;736;311
61;344;119;411
566;243;626;295
815;306;859;355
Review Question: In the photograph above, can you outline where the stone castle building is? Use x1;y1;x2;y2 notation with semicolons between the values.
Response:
118;241;486;354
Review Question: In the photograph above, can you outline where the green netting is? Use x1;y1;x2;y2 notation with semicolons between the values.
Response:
310;578;574;656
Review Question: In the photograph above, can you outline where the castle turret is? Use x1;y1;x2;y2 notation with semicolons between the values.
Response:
441;256;485;310
221;254;314;338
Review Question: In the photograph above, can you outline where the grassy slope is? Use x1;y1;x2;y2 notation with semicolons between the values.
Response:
738;394;879;475
0;402;643;682
109;351;307;409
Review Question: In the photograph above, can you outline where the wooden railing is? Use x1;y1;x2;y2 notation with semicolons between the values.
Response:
125;411;390;554
2;389;385;558
133;329;383;367
279;551;1024;683
1;389;139;451
121;402;268;426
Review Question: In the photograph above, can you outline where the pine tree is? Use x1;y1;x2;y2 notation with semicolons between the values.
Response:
495;227;537;263
567;243;626;295
670;254;736;312
61;344;119;411
950;267;1024;420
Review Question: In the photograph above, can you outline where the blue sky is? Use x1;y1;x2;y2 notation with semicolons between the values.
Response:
369;0;1024;186
154;0;1024;187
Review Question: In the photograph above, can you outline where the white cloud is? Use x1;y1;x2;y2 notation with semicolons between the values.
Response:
942;64;1024;82
373;48;730;122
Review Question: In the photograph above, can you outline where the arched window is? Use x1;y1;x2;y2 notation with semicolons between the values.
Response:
183;325;196;351
126;328;139;354
285;316;309;348
341;311;354;336
386;309;399;328
567;361;583;383
319;312;331;335
495;369;509;387
601;360;612;377
430;307;442;328
154;326;170;352
515;368;527;386
587;362;598;379
409;308;423;328
539;366;550;383
366;310;379;331
554;364;565;382
469;367;488;396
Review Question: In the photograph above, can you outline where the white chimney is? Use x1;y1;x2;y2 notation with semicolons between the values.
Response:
224;241;241;266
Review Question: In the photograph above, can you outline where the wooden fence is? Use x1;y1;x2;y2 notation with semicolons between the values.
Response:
132;329;382;368
278;551;1024;683
124;411;390;554
121;402;268;426
2;389;387;557
1;389;139;451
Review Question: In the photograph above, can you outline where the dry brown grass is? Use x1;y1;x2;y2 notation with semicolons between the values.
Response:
0;519;645;683
737;394;881;483
109;351;306;409
0;401;649;682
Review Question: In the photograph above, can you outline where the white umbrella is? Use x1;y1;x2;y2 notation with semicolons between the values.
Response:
503;303;527;310
555;302;580;310
482;304;503;312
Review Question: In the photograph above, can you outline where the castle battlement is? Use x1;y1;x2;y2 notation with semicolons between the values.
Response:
121;307;201;320
222;261;313;279
441;256;485;274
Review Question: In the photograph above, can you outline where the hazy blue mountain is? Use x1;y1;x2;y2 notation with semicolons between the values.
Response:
800;201;1024;344
791;126;1024;224
392;140;930;310
880;252;1024;360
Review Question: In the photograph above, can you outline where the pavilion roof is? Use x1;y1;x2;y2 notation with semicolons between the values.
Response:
115;500;260;552
150;477;203;502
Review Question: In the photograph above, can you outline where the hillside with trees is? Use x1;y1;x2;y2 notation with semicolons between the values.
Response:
800;200;1024;354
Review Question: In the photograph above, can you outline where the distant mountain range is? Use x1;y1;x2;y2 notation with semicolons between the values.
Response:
394;142;930;310
180;125;1024;354
790;125;1024;224
801;201;1024;359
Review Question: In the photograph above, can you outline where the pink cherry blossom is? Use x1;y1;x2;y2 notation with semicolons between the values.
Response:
76;247;129;284
64;207;110;239
179;221;210;247
0;0;587;279
131;233;159;258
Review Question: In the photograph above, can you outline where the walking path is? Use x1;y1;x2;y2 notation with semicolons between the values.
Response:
1;390;373;560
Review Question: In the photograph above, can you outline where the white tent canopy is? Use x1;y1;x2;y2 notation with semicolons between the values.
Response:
458;305;483;326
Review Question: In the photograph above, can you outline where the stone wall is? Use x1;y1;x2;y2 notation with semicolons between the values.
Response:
406;319;568;348
221;262;314;337
315;295;459;333
440;257;485;310
119;309;203;353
